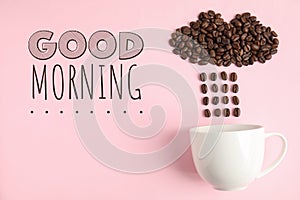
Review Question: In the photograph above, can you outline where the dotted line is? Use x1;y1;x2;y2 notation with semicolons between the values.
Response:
29;110;144;114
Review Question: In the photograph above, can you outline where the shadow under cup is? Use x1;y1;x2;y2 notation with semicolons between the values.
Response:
189;124;287;191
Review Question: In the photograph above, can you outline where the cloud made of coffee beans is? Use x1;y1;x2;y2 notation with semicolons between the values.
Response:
169;11;279;67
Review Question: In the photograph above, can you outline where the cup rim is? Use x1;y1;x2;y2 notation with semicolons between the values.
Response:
189;124;264;134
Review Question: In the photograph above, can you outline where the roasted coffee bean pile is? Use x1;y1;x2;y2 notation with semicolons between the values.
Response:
200;71;241;117
169;11;279;67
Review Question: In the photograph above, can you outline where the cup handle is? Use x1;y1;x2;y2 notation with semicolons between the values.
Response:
256;132;288;178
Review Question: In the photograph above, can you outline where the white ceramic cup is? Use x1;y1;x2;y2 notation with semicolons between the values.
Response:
190;124;287;191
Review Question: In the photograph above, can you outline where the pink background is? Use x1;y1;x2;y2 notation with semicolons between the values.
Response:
1;0;300;199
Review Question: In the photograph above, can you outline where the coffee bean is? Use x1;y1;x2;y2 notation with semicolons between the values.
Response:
201;84;208;94
233;108;241;117
242;12;251;18
224;60;231;67
231;34;240;42
199;73;207;81
223;54;231;61
180;53;188;60
181;26;191;35
200;28;208;34
215;18;224;25
211;84;218;93
215;13;221;19
195;47;202;54
226;44;232;50
273;38;279;45
203;12;210;19
212;96;219;105
210;73;217;81
214;108;221;117
244;45;251;52
198;60;208;65
220;71;227;80
202;97;209;105
261;45;271;52
209;58;217;65
178;42;185;49
169;39;176;47
216;59;223;66
186;50;192;57
210;50;216;58
265;54;272;60
208;10;215;16
172;49;181;55
251;44;260;51
271;49;278;55
181;34;188;41
189;58;198;63
232;43;239;50
223;108;230;117
171;33;177;39
217;25;225;32
236;62;242;67
232;84;239;93
258;56;266;63
201;49;209;57
230;72;238;82
249;16;257;21
217;48;225;54
204;109;211;117
222;96;229;104
233;20;242;27
191;53;200;59
222;84;229;93
232;96;240;105
271;31;278;37
181;46;187;51
272;43;278;49
186;41;193;49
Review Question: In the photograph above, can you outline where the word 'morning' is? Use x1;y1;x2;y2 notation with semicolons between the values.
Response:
32;64;141;100
28;30;144;60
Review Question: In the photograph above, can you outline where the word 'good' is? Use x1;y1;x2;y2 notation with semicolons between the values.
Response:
28;30;144;60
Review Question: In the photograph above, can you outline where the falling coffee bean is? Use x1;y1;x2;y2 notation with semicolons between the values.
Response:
220;71;227;80
233;107;241;117
204;109;211;117
223;108;230;117
212;96;219;105
232;84;239;93
202;97;209;105
222;84;229;93
199;73;207;82
201;84;208;94
211;84;218;93
214;108;221;117
210;72;217;81
230;72;238;82
232;96;240;105
222;96;229;104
